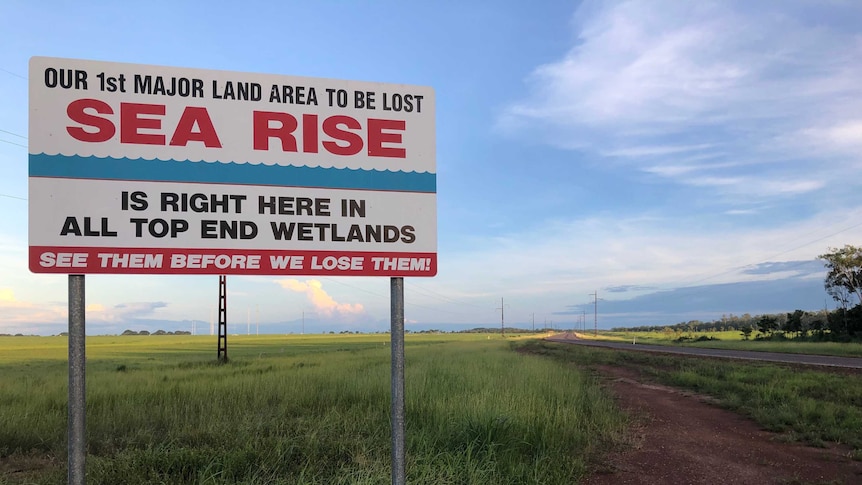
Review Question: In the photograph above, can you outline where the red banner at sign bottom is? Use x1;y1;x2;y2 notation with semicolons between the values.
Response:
29;246;437;276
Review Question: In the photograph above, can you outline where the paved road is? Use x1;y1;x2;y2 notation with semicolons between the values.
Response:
547;335;862;370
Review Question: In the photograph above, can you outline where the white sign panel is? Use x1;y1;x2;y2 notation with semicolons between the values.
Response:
29;57;436;276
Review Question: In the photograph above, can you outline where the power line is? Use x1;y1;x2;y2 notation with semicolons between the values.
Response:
0;68;26;80
496;297;507;337
0;138;26;148
591;218;862;307
405;281;489;309
590;291;602;335
320;277;476;316
0;126;30;200
683;219;862;288
591;220;862;327
403;299;484;316
0;129;26;139
320;276;388;300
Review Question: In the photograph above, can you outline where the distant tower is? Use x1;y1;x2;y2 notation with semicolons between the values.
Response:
218;275;228;361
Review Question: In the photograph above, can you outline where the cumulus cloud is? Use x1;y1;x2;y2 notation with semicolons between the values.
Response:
0;288;67;333
275;279;364;316
87;301;169;322
0;290;172;334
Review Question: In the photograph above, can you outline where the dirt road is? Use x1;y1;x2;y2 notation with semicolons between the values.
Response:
583;364;862;484
548;335;862;369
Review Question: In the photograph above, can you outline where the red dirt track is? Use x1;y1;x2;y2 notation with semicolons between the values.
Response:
584;364;862;485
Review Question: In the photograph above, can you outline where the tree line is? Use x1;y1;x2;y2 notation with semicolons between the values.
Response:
612;245;862;341
121;329;191;336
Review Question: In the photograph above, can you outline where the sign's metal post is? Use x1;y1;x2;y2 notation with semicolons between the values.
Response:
68;274;86;485
390;277;406;485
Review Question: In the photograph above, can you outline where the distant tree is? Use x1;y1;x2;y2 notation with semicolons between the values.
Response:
803;311;826;338
740;325;753;340
828;283;853;313
121;329;137;336
848;305;862;336
138;330;150;336
828;309;849;337
775;313;788;331
757;315;778;337
785;310;804;338
820;245;862;308
153;330;167;335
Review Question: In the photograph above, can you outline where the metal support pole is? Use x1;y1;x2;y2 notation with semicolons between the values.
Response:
591;291;598;336
218;275;228;361
390;277;405;485
68;275;86;485
500;297;504;337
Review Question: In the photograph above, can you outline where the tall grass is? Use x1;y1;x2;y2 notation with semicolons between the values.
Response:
520;339;862;454
0;335;626;484
595;330;862;357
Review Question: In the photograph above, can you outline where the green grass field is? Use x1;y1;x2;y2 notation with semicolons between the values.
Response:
519;339;862;456
587;330;862;357
0;334;627;485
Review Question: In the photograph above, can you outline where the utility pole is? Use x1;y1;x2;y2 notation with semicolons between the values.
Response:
496;297;505;337
531;313;535;332
590;291;599;336
217;276;228;361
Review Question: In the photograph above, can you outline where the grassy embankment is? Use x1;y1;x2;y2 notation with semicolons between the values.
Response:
578;330;862;357
0;334;627;485
518;339;862;458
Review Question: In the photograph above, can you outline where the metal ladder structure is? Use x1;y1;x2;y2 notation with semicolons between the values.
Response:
218;275;228;361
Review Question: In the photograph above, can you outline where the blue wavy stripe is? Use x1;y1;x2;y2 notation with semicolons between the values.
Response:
29;154;436;193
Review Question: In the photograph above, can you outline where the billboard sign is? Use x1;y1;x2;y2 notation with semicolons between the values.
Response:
28;57;436;276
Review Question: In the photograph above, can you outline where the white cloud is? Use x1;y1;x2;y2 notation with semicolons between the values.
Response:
724;209;757;216
275;279;364;317
799;119;862;154
604;143;715;158
0;288;67;332
0;286;173;333
86;301;169;323
676;175;824;197
500;0;862;201
436;204;862;309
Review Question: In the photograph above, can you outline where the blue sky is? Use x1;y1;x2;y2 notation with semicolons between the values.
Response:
2;0;861;335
